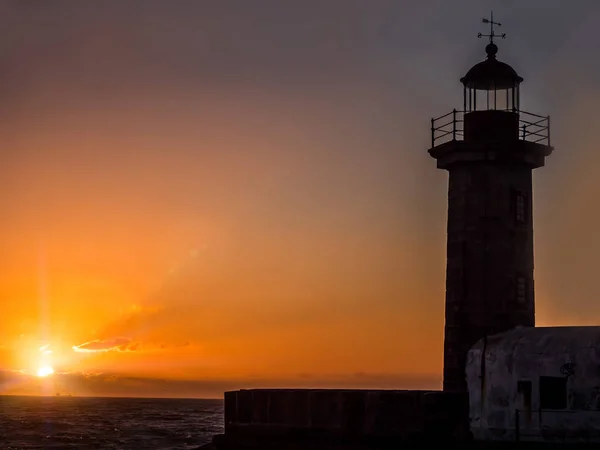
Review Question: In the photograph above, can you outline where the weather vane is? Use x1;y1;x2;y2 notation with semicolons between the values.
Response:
477;11;506;44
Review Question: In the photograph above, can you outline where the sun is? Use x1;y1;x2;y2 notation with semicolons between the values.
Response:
37;365;55;377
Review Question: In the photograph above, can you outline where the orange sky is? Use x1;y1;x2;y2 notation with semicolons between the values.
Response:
1;1;600;398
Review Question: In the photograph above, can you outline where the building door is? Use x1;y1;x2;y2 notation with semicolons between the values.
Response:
517;380;533;429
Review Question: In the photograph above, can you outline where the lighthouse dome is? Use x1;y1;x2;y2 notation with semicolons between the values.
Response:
460;43;523;90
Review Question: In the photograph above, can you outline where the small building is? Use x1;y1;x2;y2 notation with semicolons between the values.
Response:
466;326;600;443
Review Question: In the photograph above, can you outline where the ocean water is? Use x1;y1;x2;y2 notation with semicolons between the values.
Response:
0;396;223;449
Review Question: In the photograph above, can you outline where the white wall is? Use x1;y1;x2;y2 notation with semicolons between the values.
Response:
466;327;600;443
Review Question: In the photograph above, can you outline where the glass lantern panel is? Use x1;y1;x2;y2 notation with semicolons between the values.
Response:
465;87;520;112
474;89;489;111
495;89;510;111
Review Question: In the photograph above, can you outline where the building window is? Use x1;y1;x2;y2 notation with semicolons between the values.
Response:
515;191;527;224
516;276;527;303
540;376;567;410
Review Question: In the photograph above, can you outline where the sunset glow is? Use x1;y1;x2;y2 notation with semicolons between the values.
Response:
0;2;597;399
36;366;54;378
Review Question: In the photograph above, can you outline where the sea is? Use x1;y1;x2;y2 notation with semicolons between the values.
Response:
0;396;224;449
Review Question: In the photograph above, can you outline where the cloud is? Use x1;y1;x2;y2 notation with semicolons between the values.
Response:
71;337;189;354
72;337;132;353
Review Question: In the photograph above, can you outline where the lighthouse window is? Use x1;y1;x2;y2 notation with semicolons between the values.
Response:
515;192;527;224
516;276;527;303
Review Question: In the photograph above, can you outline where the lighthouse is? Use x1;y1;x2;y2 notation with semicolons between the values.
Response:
429;14;553;394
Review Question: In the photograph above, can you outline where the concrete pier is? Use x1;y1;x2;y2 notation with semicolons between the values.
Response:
211;388;468;449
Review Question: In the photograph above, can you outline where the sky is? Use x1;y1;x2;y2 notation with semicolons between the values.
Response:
0;0;599;398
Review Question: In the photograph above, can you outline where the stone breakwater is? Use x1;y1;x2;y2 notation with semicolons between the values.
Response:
210;388;469;449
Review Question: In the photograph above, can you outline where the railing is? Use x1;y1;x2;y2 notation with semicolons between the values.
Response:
519;110;551;146
430;109;464;148
430;109;551;148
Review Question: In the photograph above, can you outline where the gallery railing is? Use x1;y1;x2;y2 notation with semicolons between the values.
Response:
430;109;464;147
430;109;551;148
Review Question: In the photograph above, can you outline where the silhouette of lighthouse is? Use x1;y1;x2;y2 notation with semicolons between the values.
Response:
429;14;554;394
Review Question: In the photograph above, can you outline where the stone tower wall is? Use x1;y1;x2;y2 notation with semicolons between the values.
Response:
442;158;535;393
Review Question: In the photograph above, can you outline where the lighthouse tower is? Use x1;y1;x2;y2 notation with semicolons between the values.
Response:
429;15;553;394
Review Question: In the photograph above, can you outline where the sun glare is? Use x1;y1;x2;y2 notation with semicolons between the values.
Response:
37;365;55;377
